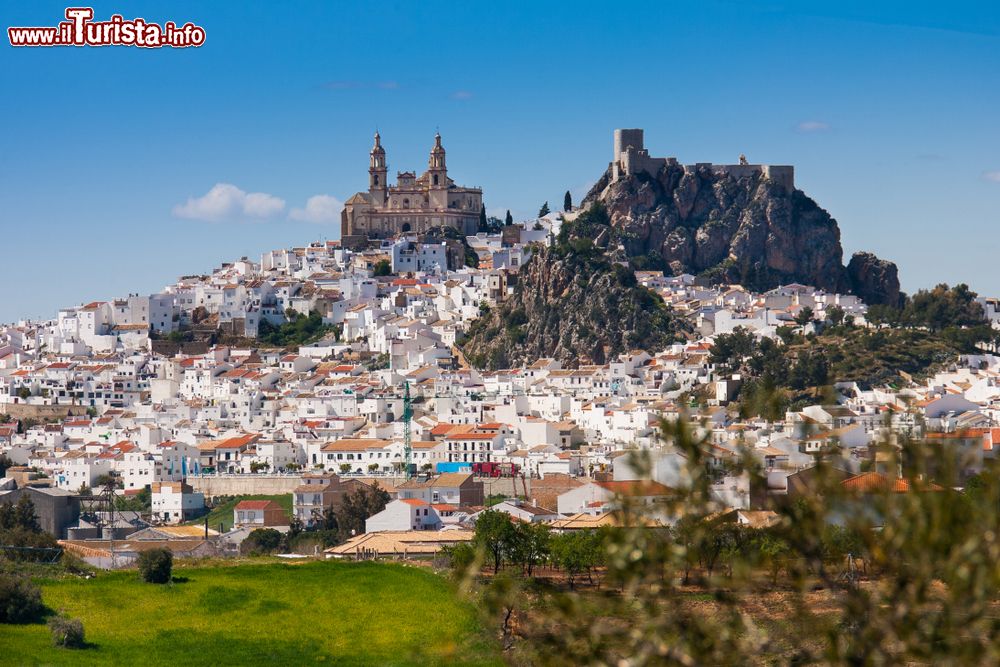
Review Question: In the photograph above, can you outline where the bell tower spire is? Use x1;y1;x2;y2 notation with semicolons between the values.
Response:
428;132;447;187
369;131;387;203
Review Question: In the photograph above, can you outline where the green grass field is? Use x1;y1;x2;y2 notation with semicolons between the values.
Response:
185;494;293;532
0;560;500;666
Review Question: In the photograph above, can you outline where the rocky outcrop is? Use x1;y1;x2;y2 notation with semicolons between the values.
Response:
459;241;689;370
583;165;901;304
847;252;903;308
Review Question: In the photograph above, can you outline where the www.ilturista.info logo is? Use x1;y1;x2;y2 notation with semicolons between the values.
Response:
8;7;205;48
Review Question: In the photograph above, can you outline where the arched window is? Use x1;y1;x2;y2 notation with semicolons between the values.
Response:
433;174;439;185
402;223;411;233
374;175;379;185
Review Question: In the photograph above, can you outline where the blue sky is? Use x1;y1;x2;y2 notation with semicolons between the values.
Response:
1;1;998;322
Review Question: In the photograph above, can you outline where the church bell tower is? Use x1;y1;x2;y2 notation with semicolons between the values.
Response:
369;131;387;203
427;132;447;208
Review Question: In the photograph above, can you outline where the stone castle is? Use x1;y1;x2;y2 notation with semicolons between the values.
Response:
610;128;794;191
340;132;483;249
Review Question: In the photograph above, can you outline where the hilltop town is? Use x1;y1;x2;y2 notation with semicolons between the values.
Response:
1;132;998;570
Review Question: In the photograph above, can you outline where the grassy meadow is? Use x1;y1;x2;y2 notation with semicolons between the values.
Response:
0;560;500;666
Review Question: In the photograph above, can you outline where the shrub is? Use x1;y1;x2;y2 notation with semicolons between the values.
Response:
48;615;85;648
0;573;45;623
136;547;173;584
59;551;93;577
241;528;284;556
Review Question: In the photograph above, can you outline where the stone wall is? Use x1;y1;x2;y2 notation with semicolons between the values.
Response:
185;474;303;498
0;403;90;420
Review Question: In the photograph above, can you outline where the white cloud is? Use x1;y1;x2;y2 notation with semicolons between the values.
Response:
289;195;344;223
795;120;831;133
982;171;1000;183
451;90;473;100
173;183;285;222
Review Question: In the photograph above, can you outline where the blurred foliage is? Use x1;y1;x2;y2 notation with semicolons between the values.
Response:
447;416;1000;665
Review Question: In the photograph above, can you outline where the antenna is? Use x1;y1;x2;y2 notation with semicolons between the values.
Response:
97;476;118;569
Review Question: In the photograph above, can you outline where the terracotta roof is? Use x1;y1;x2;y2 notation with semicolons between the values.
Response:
234;500;283;511
841;472;943;493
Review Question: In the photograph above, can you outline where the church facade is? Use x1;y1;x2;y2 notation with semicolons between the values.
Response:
340;133;483;249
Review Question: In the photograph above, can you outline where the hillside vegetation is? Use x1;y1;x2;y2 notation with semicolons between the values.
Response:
710;284;995;418
460;205;689;369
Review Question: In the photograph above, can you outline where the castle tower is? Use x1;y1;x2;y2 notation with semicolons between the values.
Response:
369;131;387;203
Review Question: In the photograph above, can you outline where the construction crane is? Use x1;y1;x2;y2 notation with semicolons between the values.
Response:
403;381;413;479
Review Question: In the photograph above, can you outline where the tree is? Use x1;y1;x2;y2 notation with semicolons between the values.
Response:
510;521;550;576
367;463;379;474
479;203;488;232
473;509;518;574
241;528;284;555
505;210;513;226
313;505;339;532
826;305;845;327
372;259;392;277
257;309;338;347
93;474;117;490
334;484;390;540
548;530;604;588
0;453;12;479
0;574;45;623
793;306;815;328
904;283;987;331
564;190;573;212
115;486;151;512
13;495;41;533
339;463;352;474
538;201;550;218
136;548;173;584
15;387;30;400
0;502;58;561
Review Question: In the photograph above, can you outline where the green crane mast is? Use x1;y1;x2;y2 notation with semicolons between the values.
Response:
403;381;413;479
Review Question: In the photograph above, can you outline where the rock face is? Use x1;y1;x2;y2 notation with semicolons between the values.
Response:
847;252;903;308
460;243;689;370
584;165;901;303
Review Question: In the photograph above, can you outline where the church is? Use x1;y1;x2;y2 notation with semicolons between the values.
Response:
340;132;483;249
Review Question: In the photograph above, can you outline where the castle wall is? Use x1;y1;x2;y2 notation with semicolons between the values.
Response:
611;129;794;190
621;149;667;180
